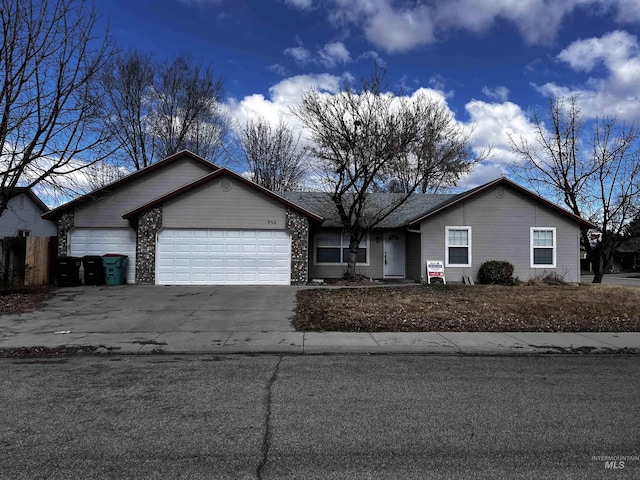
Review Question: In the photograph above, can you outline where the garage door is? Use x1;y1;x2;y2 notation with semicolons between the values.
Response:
157;229;291;285
69;228;136;283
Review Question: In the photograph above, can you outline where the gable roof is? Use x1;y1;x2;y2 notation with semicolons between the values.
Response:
2;187;50;213
284;191;455;228
286;177;595;230
121;168;324;222
617;237;640;254
408;177;596;229
42;150;218;220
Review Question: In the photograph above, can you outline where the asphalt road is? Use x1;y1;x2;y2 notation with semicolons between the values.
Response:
582;273;640;287
1;355;638;479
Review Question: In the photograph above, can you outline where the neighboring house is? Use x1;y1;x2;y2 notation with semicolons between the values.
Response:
43;151;595;285
612;238;640;272
0;188;57;238
43;151;219;283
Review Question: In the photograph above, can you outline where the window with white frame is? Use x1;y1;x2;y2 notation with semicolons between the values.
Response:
531;227;556;267
17;230;30;238
315;231;368;264
446;227;471;266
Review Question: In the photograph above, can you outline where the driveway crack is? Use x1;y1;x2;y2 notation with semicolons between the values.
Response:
256;355;282;480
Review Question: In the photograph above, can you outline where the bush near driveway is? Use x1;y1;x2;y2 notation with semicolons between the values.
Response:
294;284;640;332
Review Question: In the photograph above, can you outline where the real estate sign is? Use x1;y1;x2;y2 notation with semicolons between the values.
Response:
426;260;446;284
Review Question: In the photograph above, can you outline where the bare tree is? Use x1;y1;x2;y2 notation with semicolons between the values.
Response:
151;52;228;160
102;49;155;170
385;97;485;193
291;69;478;276
238;117;307;192
508;96;640;283
0;0;114;218
102;50;230;170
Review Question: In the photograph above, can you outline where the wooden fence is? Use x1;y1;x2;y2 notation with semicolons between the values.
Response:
0;236;57;287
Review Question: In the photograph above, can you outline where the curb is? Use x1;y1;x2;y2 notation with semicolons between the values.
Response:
1;344;639;358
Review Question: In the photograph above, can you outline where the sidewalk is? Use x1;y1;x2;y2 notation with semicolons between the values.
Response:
1;284;639;356
1;329;639;355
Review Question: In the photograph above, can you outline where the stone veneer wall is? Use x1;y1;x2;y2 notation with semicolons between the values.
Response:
57;212;75;255
135;207;163;284
286;208;310;285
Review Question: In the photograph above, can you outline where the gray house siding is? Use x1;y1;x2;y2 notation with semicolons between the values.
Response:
419;186;582;283
74;159;213;228
163;177;287;230
0;193;56;237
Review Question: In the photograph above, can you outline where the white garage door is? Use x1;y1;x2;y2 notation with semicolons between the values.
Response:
69;228;136;283
157;229;291;285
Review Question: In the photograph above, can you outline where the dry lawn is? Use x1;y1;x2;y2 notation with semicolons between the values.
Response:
294;284;640;332
0;286;52;315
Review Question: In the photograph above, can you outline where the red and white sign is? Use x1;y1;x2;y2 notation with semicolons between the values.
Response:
426;260;446;284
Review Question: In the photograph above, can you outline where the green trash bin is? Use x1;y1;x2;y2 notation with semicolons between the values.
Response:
102;254;128;286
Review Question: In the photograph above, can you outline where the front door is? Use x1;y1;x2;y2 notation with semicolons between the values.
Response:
384;231;405;277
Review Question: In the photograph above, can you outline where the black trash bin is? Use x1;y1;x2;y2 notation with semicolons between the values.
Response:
82;255;105;285
55;256;82;287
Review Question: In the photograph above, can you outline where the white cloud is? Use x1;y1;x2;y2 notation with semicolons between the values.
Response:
428;75;446;91
535;30;640;119
325;0;640;52
285;41;352;69
267;63;289;76
458;163;507;190
318;42;351;68
434;0;577;45
464;100;539;165
284;0;313;10
356;50;385;66
363;4;435;53
482;86;510;102
616;0;640;23
1;150;129;207
226;74;542;192
327;0;435;52
555;30;638;71
226;73;347;131
284;46;312;66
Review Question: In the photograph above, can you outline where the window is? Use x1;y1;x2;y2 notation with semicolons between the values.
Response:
17;230;30;237
315;231;368;264
531;228;556;267
446;227;471;267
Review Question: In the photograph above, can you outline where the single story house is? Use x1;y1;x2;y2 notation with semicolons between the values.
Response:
43;151;595;285
0;187;57;238
612;238;640;272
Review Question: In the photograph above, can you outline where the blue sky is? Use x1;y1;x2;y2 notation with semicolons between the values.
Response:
95;0;640;188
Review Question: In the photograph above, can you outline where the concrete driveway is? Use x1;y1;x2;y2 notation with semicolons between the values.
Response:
4;285;300;334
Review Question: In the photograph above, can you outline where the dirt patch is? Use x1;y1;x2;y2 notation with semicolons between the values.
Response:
0;345;122;358
0;286;53;315
294;283;640;332
0;346;98;358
